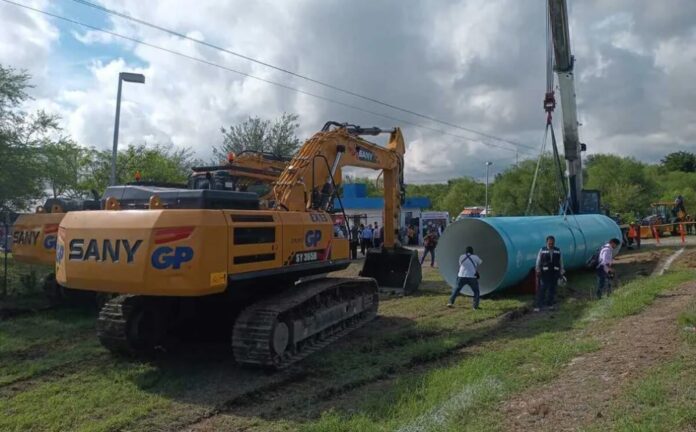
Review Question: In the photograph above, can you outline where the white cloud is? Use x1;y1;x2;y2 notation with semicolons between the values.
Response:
0;0;58;88
1;0;695;184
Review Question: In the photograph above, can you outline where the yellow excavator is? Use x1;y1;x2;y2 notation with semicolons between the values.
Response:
56;122;420;368
12;151;288;305
12;197;100;304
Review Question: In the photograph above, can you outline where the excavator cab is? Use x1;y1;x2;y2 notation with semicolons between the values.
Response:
361;246;421;295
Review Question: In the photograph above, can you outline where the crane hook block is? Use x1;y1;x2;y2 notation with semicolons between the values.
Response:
543;91;556;113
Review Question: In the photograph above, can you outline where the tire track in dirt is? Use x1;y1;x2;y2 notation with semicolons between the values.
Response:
502;280;696;431
0;354;108;399
177;306;532;432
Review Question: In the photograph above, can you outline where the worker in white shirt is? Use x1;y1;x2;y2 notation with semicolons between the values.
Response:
448;246;483;309
596;238;621;299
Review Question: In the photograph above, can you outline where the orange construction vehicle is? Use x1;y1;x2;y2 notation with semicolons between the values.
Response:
639;200;687;238
55;122;420;368
12;151;288;305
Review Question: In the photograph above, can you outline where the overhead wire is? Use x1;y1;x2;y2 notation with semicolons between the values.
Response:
68;0;538;152
2;0;537;157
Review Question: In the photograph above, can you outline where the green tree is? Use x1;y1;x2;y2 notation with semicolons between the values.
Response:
585;154;655;215
438;178;486;217
661;151;696;173
216;113;300;160
82;144;198;194
644;166;696;209
41;138;94;199
406;183;450;210
0;65;61;210
490;155;562;216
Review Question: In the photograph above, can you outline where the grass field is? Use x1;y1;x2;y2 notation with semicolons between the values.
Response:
0;246;694;431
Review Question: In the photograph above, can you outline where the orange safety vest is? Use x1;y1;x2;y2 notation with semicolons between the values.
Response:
628;226;637;237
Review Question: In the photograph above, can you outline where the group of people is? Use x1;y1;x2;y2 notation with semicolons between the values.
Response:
357;222;384;256
356;222;440;257
446;236;622;311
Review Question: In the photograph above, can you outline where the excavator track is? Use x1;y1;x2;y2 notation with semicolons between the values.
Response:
97;295;168;355
232;277;379;369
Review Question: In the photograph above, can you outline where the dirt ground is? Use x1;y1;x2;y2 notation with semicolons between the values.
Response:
502;276;696;431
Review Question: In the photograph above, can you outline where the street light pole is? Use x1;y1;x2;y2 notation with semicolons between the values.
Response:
111;72;145;186
485;161;493;217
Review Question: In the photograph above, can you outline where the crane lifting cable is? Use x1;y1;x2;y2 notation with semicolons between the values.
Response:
525;125;550;215
549;123;570;213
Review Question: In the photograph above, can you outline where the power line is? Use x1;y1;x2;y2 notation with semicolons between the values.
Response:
3;0;537;157
68;0;538;152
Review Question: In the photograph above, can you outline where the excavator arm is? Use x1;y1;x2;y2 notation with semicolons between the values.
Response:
273;122;419;294
273;123;406;248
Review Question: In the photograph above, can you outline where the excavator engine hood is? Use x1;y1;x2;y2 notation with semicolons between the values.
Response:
360;247;421;294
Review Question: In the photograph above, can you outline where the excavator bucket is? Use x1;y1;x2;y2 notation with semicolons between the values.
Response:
360;247;422;295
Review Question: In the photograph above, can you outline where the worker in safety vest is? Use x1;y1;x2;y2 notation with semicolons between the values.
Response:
534;235;564;312
627;222;641;249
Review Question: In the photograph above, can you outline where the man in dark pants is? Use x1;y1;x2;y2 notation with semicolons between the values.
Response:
360;223;372;256
534;235;564;312
349;223;359;259
448;246;483;309
597;238;620;299
420;230;438;267
631;222;641;249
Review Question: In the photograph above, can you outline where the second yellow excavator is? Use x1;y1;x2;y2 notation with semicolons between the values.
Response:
56;122;420;368
12;151;287;305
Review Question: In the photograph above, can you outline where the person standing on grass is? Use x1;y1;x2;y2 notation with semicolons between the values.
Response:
534;235;565;312
407;225;416;245
597;238;620;299
420;229;438;267
448;246;482;309
350;223;359;259
361;223;372;255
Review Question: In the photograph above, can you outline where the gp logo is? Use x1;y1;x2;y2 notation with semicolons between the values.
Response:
305;230;322;248
151;246;194;270
43;235;56;250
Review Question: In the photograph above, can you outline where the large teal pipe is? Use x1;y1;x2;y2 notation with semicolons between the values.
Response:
435;215;622;296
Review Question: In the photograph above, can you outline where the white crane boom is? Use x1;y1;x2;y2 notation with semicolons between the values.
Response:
547;0;585;214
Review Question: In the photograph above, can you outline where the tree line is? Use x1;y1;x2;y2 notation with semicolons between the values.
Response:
349;151;696;220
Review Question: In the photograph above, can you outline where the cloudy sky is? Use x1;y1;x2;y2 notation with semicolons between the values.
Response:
1;0;695;183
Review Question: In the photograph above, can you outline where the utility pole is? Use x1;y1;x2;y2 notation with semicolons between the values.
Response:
485;161;493;217
111;72;145;186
